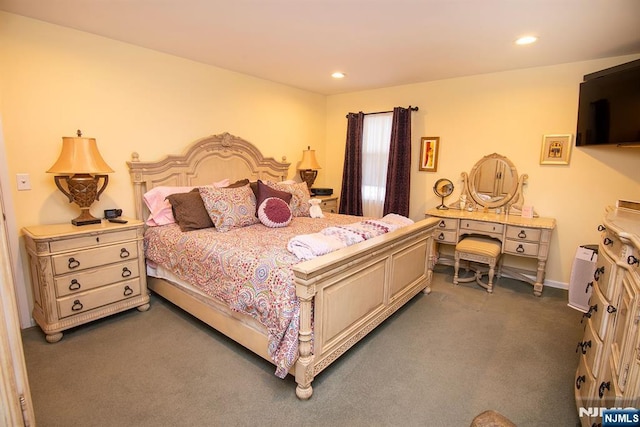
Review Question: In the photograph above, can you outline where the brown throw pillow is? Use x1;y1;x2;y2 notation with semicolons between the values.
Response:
166;189;214;232
228;178;250;188
256;180;292;216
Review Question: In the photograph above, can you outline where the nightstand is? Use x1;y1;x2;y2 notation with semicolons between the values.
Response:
23;218;149;343
316;195;338;213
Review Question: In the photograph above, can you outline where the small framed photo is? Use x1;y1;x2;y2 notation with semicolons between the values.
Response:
540;134;572;165
419;137;440;172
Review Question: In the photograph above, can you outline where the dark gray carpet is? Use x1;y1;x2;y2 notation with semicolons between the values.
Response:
21;267;584;426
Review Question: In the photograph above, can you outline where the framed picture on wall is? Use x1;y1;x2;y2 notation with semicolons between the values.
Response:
419;137;439;172
540;134;572;165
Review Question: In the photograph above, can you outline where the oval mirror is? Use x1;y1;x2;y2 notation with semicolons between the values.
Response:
433;178;454;210
468;153;518;209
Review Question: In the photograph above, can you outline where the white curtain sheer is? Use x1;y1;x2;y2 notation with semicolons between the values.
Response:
361;113;392;218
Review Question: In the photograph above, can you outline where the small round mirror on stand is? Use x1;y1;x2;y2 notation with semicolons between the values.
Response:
433;178;454;210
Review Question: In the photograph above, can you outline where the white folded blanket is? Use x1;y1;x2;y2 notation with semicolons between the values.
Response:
288;214;414;260
286;233;347;261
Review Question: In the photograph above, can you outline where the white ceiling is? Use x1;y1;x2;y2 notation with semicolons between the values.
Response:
1;0;640;95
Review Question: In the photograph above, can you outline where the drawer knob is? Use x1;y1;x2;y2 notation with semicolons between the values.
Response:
603;237;613;246
575;375;585;390
438;220;446;228
598;224;606;232
575;340;591;355
67;257;80;269
71;300;83;311
594;266;605;282
607;305;617;314
123;285;133;296
598;381;611;398
121;267;132;277
516;244;525;253
68;279;81;291
120;248;130;258
585;282;593;293
517;230;527;239
628;255;639;266
581;304;598;323
438;232;445;241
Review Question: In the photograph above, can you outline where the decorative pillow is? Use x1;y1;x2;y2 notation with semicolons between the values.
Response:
143;179;229;226
265;181;311;217
228;178;250;188
199;184;259;232
143;186;196;226
166;189;214;232
255;180;292;216
258;197;292;228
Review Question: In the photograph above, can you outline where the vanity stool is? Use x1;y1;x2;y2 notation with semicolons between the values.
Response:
453;236;502;293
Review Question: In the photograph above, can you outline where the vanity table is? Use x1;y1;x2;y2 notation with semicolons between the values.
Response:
426;153;556;296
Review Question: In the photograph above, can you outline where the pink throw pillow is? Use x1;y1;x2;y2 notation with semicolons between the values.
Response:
258;197;292;228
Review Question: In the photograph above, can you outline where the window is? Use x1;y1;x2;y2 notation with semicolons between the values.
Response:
361;113;392;217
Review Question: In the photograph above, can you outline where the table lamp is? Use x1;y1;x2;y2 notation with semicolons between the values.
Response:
47;130;114;225
298;146;321;189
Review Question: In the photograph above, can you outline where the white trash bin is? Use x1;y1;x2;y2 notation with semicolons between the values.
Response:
567;245;598;313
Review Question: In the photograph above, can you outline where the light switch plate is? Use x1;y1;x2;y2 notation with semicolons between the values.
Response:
16;173;31;191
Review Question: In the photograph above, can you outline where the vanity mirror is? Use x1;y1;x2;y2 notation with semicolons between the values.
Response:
459;153;528;214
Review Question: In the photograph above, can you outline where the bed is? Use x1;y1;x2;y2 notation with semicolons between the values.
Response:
127;132;439;399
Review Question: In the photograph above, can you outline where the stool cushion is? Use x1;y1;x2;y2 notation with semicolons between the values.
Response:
456;237;501;258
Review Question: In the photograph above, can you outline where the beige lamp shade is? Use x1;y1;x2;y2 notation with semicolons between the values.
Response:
47;136;114;174
298;146;321;171
298;146;321;189
47;132;114;226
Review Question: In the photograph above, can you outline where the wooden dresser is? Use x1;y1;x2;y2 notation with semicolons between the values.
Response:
426;207;556;295
574;204;640;426
23;218;149;342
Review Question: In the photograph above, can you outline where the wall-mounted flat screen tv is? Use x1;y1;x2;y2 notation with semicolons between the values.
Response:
575;59;640;146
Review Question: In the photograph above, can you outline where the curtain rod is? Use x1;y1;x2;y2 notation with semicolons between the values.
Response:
346;106;419;118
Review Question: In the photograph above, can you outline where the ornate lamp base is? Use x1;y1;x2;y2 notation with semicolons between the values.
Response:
72;208;102;226
54;173;109;226
300;169;318;189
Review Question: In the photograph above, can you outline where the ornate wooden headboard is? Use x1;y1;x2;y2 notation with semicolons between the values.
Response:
127;132;290;221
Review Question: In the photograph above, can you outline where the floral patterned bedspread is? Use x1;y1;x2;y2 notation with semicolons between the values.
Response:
144;213;362;378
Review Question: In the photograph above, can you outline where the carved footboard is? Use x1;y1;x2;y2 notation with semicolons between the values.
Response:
292;217;439;399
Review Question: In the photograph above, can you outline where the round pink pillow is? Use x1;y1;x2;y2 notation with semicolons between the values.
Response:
258;197;292;228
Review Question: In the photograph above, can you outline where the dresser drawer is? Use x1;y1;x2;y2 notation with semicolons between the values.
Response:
434;218;457;230
594;248;616;301
505;226;541;242
434;229;457;244
575;354;596;409
57;278;141;318
587;284;613;341
54;259;140;297
460;219;504;234
52;242;139;275
503;240;539;257
49;229;139;252
581;318;604;378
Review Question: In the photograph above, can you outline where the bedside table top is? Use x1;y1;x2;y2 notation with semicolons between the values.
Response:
23;217;143;239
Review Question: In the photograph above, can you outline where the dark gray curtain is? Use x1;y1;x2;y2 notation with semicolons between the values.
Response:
383;107;411;216
339;112;364;216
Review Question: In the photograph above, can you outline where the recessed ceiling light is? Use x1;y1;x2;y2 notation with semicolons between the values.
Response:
515;36;538;45
331;72;346;79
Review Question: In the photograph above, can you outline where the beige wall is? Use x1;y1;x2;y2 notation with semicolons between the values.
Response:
326;55;640;286
0;12;327;227
0;12;326;325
